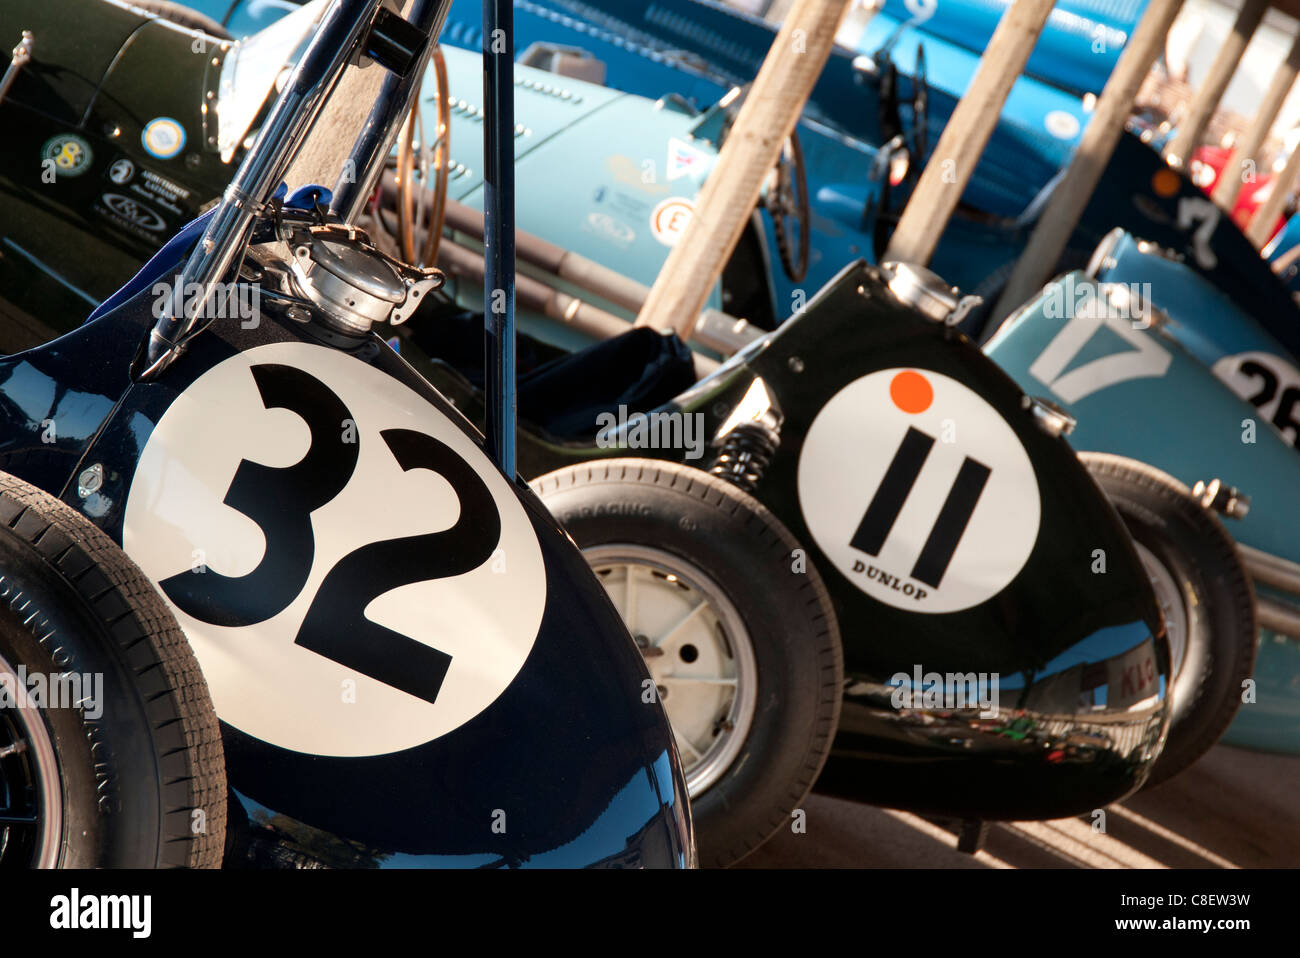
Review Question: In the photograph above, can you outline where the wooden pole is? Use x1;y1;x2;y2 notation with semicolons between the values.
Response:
634;0;853;334
1213;29;1300;210
882;0;1056;266
993;0;1186;321
1246;139;1300;246
1164;0;1268;168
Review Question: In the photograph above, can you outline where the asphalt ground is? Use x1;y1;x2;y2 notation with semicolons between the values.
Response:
739;744;1300;868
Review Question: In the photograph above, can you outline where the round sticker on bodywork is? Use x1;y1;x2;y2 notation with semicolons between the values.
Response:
797;368;1040;613
124;342;547;757
41;134;93;178
141;117;186;159
650;197;694;246
1044;110;1081;140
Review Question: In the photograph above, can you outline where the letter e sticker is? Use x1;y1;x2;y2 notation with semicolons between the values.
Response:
650;197;694;246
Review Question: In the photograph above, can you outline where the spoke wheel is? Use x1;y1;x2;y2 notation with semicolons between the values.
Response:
586;545;757;798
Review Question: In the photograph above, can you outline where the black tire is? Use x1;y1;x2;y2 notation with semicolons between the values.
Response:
127;0;234;38
532;459;843;868
0;473;225;867
1081;453;1257;787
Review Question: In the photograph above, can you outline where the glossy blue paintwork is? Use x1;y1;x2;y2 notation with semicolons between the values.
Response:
3;0;1189;816
430;44;995;345
1099;231;1300;365
854;14;1084;174
431;0;1138;219
420;0;1264;346
1225;621;1300;752
178;0;1217;345
0;0;695;859
1084;234;1300;755
986;273;1300;562
211;0;304;36
984;271;1300;752
1264;211;1300;294
873;0;1146;97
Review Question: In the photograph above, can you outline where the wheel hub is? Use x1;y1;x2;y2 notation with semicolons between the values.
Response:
585;544;757;798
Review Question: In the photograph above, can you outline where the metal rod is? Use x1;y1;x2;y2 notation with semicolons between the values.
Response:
380;175;761;351
0;31;34;107
434;239;720;377
138;0;381;378
1239;543;1300;595
334;0;452;221
383;175;745;365
482;0;516;476
1256;596;1300;641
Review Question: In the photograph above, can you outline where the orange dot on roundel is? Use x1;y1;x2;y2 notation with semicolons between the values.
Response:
1152;169;1180;198
890;370;933;414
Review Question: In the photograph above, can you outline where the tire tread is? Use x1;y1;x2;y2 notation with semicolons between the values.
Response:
533;458;842;867
0;473;226;867
1081;453;1256;786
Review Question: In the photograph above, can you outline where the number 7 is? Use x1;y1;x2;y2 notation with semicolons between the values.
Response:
1029;307;1171;404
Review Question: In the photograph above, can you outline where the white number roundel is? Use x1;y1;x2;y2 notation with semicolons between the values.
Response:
797;368;1041;613
124;342;547;757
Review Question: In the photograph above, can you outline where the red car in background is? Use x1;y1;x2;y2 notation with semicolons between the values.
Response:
1189;144;1288;241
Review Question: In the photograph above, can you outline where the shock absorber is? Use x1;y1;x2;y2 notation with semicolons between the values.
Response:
709;421;781;494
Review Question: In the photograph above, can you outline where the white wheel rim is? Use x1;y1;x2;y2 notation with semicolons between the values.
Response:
0;647;63;867
585;544;758;798
1134;541;1189;681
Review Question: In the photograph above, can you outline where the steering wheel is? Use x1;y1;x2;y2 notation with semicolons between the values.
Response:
867;43;930;257
396;45;451;268
714;86;811;284
766;131;811;283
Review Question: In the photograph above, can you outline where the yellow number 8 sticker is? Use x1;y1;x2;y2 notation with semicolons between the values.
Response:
40;134;93;178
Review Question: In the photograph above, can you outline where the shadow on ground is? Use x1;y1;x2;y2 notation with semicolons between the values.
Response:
738;745;1300;868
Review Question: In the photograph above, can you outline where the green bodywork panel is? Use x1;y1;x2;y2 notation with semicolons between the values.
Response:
0;2;234;349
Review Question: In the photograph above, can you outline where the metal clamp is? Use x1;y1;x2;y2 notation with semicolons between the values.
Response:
1192;478;1250;520
1024;396;1076;437
882;261;982;326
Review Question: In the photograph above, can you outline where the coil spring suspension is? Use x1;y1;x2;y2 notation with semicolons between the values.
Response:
709;421;781;494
